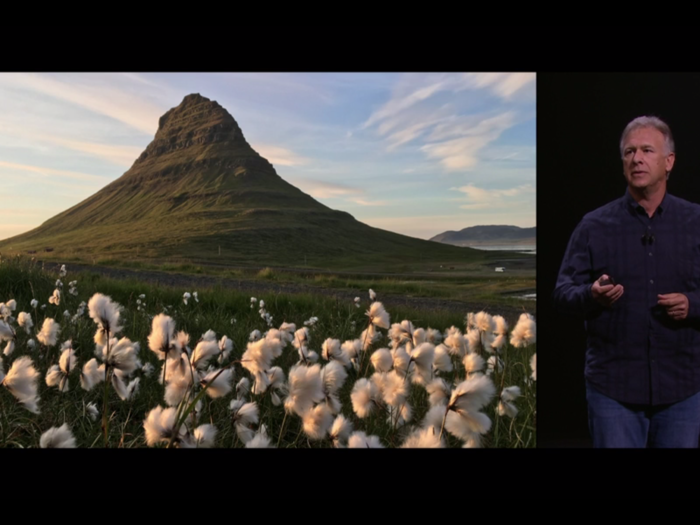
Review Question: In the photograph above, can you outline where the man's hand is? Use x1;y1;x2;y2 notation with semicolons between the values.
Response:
658;293;689;320
591;274;624;307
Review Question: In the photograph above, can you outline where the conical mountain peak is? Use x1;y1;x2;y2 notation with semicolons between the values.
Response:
135;93;252;165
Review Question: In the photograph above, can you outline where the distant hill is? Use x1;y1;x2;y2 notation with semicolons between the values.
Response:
430;225;536;247
0;93;491;271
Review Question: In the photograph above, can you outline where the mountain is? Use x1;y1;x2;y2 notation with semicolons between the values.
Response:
430;225;536;247
0;94;488;271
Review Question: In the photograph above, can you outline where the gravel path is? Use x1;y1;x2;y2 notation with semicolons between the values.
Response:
51;262;536;320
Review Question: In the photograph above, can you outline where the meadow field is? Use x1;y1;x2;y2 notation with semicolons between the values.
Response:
0;256;536;448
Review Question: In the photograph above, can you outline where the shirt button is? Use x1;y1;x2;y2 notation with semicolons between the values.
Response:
650;279;654;284
648;226;652;229
649;252;653;256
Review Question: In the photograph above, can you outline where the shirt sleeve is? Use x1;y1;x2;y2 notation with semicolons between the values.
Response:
552;219;602;316
684;291;700;319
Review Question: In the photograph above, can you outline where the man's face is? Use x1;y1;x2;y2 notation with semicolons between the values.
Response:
622;126;675;192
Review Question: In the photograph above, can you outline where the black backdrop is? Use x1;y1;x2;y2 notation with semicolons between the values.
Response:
537;73;700;446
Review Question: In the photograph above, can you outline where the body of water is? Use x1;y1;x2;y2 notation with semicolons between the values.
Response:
468;244;536;254
470;245;537;300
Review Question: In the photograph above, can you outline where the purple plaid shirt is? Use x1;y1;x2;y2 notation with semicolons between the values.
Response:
553;189;700;405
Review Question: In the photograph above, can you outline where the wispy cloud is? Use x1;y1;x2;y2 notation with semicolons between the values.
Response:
458;73;535;100
361;73;533;172
295;179;363;199
452;183;535;210
252;144;312;167
0;73;166;135
35;135;143;167
363;76;450;130
0;161;109;183
348;198;388;206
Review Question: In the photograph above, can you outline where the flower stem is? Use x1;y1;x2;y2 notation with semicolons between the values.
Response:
277;410;288;447
101;332;111;447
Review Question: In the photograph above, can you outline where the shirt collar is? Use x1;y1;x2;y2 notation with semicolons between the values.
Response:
623;187;671;216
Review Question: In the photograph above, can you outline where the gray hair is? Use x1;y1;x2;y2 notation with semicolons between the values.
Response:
619;116;675;157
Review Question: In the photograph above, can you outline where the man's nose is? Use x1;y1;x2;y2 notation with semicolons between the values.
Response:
632;150;644;162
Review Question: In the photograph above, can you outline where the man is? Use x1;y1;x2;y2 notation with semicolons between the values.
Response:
553;116;700;448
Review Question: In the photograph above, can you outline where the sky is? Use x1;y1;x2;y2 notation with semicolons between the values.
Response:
0;73;536;241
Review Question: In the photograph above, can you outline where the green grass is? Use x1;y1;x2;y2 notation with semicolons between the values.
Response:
0;255;536;448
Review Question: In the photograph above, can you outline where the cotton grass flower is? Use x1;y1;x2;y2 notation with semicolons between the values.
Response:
441;375;497;440
370;348;393;373
444;326;466;357
218;335;233;364
242;332;284;394
200;368;234;398
350;378;380;418
49;289;61;306
510;313;536;348
465;328;482;354
329;414;353;448
88;293;122;346
0;320;13;342
231;399;259;428
246;425;273;448
348;431;384;448
433;344;453;373
143;406;184;446
80;358;104;391
40;423;76;448
321;338;351;368
426;327;443;345
0;355;41;413
37;318;60;347
188;424;216;448
409;343;435;385
85;401;99;421
401;426;444;448
530;353;536;381
366;302;390;329
99;337;140;375
426;378;452;407
284;364;324;416
369;289;376;300
486;355;504;375
148;314;179;361
302;403;334;440
191;339;220;371
236;377;250;399
498;386;521;418
45;342;77;392
112;370;141;401
18;312;33;335
491;315;508;352
321;360;347;414
30;299;38;309
389;321;413;349
142;362;154;377
183;292;191;305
